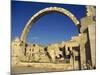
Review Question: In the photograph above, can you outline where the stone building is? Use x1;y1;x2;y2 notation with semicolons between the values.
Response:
25;44;50;62
11;37;25;66
11;6;96;72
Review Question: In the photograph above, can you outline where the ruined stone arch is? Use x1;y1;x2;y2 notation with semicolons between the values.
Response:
20;7;80;42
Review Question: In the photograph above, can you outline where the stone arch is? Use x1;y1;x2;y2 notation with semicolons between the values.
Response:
20;7;80;42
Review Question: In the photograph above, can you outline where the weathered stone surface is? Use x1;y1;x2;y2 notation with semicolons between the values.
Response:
86;6;96;17
11;6;96;74
88;23;96;68
20;7;79;42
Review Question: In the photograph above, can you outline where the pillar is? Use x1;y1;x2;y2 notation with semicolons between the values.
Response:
88;23;96;68
73;50;79;70
69;47;74;69
79;33;87;70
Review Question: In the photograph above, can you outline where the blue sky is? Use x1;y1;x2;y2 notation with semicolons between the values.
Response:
11;1;86;46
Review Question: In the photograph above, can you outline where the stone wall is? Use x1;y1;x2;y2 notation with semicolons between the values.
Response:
11;6;96;72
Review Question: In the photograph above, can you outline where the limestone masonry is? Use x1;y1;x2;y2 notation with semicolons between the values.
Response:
11;6;96;74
